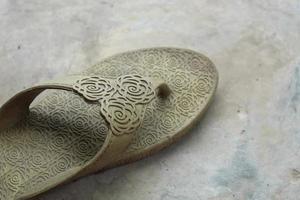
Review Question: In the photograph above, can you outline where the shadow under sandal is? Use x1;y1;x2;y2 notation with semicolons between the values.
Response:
0;47;218;200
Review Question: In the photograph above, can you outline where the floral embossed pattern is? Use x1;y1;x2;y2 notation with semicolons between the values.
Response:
0;91;108;199
73;74;156;136
83;48;218;152
0;48;217;199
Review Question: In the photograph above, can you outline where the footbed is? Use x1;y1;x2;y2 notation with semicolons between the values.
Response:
0;48;218;199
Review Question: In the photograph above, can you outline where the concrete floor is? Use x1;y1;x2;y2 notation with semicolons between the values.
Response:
1;0;300;199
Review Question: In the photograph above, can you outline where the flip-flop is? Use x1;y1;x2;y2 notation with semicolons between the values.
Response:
0;47;218;200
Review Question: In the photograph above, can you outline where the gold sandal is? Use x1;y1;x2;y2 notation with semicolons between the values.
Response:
0;47;218;199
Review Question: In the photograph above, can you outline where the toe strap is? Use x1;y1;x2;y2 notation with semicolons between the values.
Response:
73;74;159;136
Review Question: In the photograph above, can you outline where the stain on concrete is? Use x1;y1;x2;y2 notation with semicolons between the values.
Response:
291;169;300;180
212;143;258;199
290;66;300;112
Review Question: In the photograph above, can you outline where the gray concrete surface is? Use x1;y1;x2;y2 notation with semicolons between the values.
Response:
1;0;300;199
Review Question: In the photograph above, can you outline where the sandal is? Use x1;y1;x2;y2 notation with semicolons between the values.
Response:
0;47;218;199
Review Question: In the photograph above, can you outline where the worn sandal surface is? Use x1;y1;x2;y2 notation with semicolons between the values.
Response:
0;47;218;199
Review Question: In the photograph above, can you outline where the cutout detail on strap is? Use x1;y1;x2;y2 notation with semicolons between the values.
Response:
73;74;157;136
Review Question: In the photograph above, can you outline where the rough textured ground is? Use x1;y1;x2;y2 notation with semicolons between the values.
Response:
1;0;300;199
